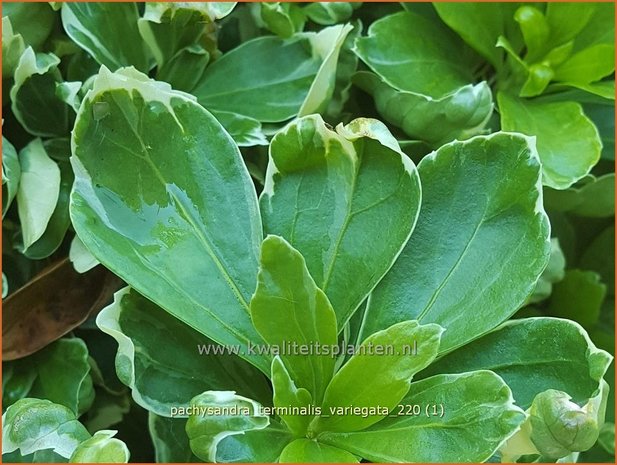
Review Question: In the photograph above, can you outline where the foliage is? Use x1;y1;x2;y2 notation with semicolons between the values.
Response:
1;2;614;463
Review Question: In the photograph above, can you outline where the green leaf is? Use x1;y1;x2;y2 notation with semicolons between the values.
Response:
97;287;272;417
498;92;602;190
70;66;269;372
548;270;607;329
422;318;613;410
2;398;90;459
530;388;606;459
545;3;597;48
2;136;21;218
186;391;270;462
259;3;306;38
2;3;55;50
353;71;492;146
584;101;615;160
10;48;70;137
354;11;479;99
24;142;74;259
155;45;209;93
580;226;615;296
148;414;200;463
214;421;292;463
2;17;25;79
261;115;421;328
544;174;615;218
211;111;268;147
433;3;521;68
16;138;61;251
69;235;99;274
137;3;234;92
528;238;566;304
56;81;83;113
514;6;549;62
193;25;350;122
298;23;353;117
318;371;526;462
61;3;152;72
311;321;443;434
69;430;129;463
554;44;615;84
25;338;94;416
279;438;358;463
501;382;609;461
271;356;314;436
251;235;337;404
363;133;550;353
138;3;231;68
304;3;359;25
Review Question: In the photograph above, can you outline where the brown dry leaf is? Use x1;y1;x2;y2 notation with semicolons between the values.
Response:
2;258;123;360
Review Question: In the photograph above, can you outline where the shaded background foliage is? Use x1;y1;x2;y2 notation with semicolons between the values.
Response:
1;2;614;463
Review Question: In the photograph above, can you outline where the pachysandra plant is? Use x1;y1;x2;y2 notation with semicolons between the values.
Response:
1;2;614;464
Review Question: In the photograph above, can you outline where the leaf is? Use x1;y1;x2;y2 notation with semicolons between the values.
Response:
271;356;313;436
61;3;152;72
69;430;129;463
580;226;615;296
433;3;521;68
545;3;597;48
498;92;602;189
211;111;268;147
363;133;550;353
4;338;94;416
250;235;337;404
2;398;90;459
155;45;209;93
258;3;306;38
279;439;358;463
544;174;615;218
298;23;353;117
501;382;609;461
318;371;526;462
70;66;269;372
2;3;55;50
16;138;61;250
214;421;292;463
10;48;70;137
514;6;550;62
547;270;607;329
584;101;615;160
97;287;271;417
311;321;443;434
185;391;270;462
261;115;421;328
527;238;566;304
24;141;74;259
353;71;493;146
553;44;615;85
530;388;606;459
138;3;223;67
2;17;25;79
422;318;613;410
3;258;121;361
148;414;200;463
354;11;480;99
69;235;99;274
56;81;83;113
2;136;21;218
137;3;228;92
193;25;350;122
303;3;359;25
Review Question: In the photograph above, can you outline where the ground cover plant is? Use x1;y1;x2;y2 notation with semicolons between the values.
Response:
1;2;615;463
